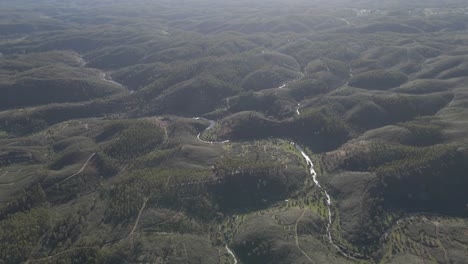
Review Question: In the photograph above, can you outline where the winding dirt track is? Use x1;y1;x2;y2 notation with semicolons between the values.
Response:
434;221;449;263
295;209;316;263
58;153;96;184
130;197;149;236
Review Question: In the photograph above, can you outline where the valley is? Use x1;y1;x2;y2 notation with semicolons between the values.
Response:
0;0;467;263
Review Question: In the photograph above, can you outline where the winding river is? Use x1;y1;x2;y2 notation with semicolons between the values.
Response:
77;53;134;94
193;117;229;144
294;143;359;260
225;245;238;264
190;69;361;261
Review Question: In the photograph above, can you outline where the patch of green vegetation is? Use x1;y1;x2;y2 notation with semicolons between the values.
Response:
398;120;443;146
381;216;467;263
241;66;301;91
49;150;91;170
1;0;468;262
104;120;165;160
93;151;119;178
219;108;349;152
0;207;50;263
104;167;212;222
0;183;47;219
357;22;424;34
0;65;123;110
222;91;293;118
345;92;453;128
348;70;408;90
130;147;179;169
392;79;454;94
287;78;330;100
147;74;240;116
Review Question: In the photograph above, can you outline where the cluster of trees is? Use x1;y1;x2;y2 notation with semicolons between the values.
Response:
104;121;165;160
343;142;453;172
104;168;211;222
49;151;89;170
0;116;47;136
376;145;467;211
212;157;290;211
2;1;468;262
348;70;408;90
399;120;443;146
104;153;300;221
341;142;467;249
93;152;119;178
104;177;147;222
221;108;349;152
0;183;46;219
0;51;83;70
0;78;119;109
356;22;423;34
350;193;387;251
290;108;349;149
287;78;330;100
374;144;457;177
374;92;452;120
41;212;87;254
130;147;179;169
235;239;274;263
214;157;281;177
241;66;300;91
346;92;452;129
0;207;50;263
146;73;239;116
392;79;450;94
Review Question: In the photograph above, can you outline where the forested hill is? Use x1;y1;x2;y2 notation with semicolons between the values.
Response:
0;0;467;263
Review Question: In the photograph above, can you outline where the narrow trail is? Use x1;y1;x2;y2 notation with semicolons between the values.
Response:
225;245;238;264
434;221;449;263
295;209;316;263
168;177;221;188
0;171;14;186
405;47;410;67
26;246;97;263
163;126;169;144
58;153;96;184
0;141;19;148
436;94;456;115
294;143;360;260
344;64;354;86
143;211;181;231
130;197;149;236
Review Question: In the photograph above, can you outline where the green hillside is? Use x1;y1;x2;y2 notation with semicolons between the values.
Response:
0;0;466;263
